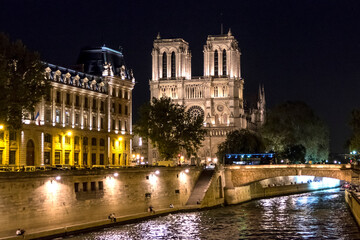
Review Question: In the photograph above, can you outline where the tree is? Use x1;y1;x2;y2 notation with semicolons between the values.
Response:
216;129;265;162
283;144;306;163
261;101;329;163
348;109;360;152
0;33;51;130
134;97;206;161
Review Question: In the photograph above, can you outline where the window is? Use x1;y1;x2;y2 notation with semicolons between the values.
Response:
9;150;16;165
83;137;88;145
118;104;122;114
92;116;96;128
0;150;2;163
112;119;115;130
44;152;50;165
100;118;104;129
55;151;61;164
100;138;105;146
74;183;79;193
92;99;97;111
91;153;96;165
162;52;167;78
125;120;127;132
118;90;122;99
214;50;218;76
91;137;97;146
214;86;218;97
83;153;88;166
83;182;88;192
171;51;175;78
124;91;128;100
98;181;104;190
45;109;51;123
112;88;116;97
65;151;70;164
100;101;104;113
84;97;88;108
56;91;61;103
222;49;227;76
100;154;104;165
65;111;70;125
56;109;61;123
125;106;128;115
112;154;115;165
75;113;79;126
65;136;70;144
118;154;121;165
45;88;51;102
75;136;80;145
44;134;52;143
112;103;115;113
118;120;121;130
75;95;80;107
10;131;16;141
66;93;70;105
84;115;88;128
91;182;96;191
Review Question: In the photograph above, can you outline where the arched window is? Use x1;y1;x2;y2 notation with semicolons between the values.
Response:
223;49;227;76
162;52;167;78
214;50;218;76
171;52;175;78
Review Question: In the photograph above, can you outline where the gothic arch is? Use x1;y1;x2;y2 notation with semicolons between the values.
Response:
162;52;167;78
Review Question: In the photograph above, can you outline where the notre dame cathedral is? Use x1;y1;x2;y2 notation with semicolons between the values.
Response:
149;30;265;165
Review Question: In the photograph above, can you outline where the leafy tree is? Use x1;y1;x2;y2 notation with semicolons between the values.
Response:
283;144;306;163
0;33;51;130
261;101;329;163
216;129;265;162
135;97;206;161
348;109;360;152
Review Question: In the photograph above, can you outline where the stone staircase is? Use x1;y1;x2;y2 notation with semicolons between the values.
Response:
186;169;215;205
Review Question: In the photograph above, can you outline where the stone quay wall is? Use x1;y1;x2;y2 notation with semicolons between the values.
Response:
345;190;360;227
0;167;201;238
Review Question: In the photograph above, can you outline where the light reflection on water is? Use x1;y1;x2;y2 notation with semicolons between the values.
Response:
66;189;360;240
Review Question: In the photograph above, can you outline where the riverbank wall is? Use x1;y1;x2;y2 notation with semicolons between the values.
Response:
345;190;360;227
0;167;202;239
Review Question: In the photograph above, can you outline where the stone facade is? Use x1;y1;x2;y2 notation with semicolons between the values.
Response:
0;46;135;169
149;31;265;165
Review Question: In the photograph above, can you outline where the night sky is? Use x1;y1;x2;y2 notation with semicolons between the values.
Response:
1;0;360;153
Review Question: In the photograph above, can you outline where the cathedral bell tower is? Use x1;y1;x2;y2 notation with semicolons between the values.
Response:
151;33;191;81
203;29;241;79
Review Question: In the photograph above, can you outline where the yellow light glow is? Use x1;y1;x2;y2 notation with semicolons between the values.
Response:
0;125;4;130
118;137;123;141
132;154;135;158
67;131;72;136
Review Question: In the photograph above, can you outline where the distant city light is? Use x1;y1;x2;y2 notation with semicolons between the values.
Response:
0;125;4;130
55;176;61;181
185;169;189;173
155;170;160;175
114;173;119;177
118;136;123;141
67;131;72;136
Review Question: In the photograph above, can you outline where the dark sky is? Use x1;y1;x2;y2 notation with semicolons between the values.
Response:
1;0;360;153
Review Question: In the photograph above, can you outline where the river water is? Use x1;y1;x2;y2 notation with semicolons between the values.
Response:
66;189;360;240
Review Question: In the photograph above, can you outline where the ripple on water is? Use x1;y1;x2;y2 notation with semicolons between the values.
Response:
65;189;360;240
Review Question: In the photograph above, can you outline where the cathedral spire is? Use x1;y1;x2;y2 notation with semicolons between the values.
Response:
228;28;232;36
156;32;161;40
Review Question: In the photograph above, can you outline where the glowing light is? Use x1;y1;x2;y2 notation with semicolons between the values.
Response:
213;158;218;163
55;176;61;181
207;158;211;162
67;131;72;136
114;172;119;177
155;170;160;175
185;169;189;173
118;136;123;141
139;137;142;146
132;154;136;158
0;125;4;130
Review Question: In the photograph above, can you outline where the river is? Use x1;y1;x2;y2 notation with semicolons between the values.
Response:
65;189;360;240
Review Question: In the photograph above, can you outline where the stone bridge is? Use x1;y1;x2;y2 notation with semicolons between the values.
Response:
224;164;360;188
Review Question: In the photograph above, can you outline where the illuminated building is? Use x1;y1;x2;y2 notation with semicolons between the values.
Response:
149;31;265;165
0;46;135;169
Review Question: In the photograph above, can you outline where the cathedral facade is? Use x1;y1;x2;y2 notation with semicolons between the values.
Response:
149;31;265;165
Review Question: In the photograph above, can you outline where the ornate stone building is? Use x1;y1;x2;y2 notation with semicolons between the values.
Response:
149;31;265;165
0;46;135;169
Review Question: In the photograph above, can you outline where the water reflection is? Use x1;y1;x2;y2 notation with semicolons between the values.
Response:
66;189;360;240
